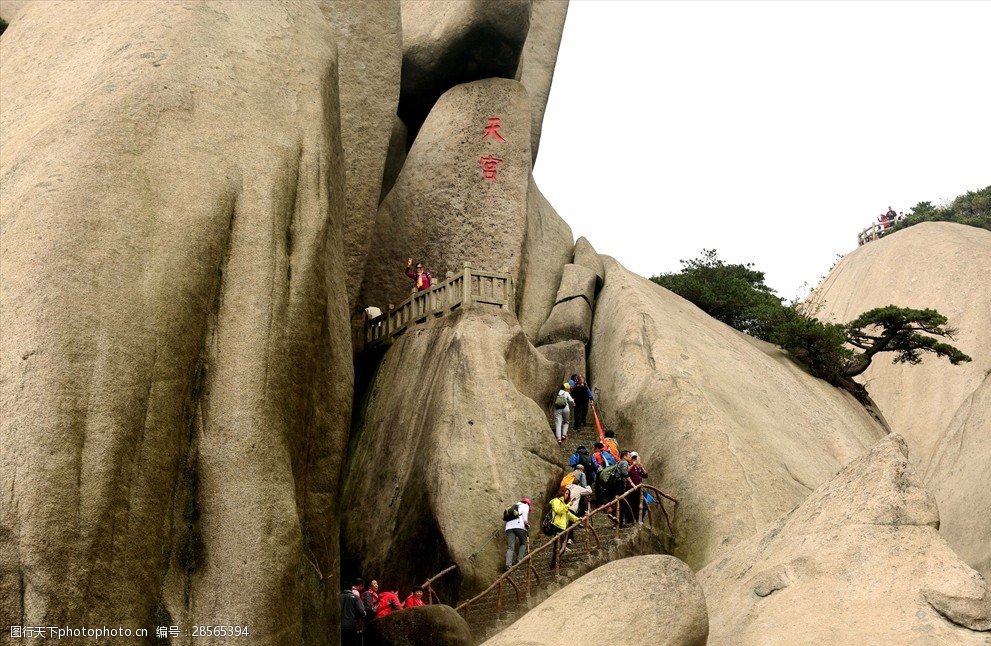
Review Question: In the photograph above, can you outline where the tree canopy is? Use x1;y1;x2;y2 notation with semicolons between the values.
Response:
653;250;972;394
888;185;991;234
649;249;784;341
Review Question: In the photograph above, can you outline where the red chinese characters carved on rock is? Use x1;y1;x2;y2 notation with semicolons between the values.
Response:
482;117;507;142
480;117;506;180
479;155;504;181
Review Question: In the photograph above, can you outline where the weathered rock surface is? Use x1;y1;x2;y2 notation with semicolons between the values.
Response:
809;222;991;468
517;0;569;162
0;2;352;642
589;258;886;570
341;310;563;594
399;0;531;135
572;236;605;290
536;296;593;346
361;78;560;316
516;180;574;340
0;0;28;22
318;0;402;312
366;604;473;646
698;435;991;644
925;373;991;583
536;340;586;378
482;555;709;646
553;263;597;305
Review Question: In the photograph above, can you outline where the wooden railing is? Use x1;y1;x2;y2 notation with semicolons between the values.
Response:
365;263;515;347
424;483;678;628
858;215;906;246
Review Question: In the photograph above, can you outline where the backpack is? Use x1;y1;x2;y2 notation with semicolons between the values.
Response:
502;503;521;522
561;472;576;487
578;451;598;481
604;438;620;461
595;449;616;468
554;392;567;408
541;509;555;536
598;462;622;488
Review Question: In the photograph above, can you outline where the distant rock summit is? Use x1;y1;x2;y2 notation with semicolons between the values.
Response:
1;2;987;644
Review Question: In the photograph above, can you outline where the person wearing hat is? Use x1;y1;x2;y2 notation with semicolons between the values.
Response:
553;382;575;445
504;497;531;571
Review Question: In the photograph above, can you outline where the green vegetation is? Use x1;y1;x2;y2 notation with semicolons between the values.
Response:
0;18;8;36
651;251;971;395
889;185;991;234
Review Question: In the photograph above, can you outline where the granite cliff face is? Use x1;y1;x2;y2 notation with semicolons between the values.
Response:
809;222;991;583
2;1;988;644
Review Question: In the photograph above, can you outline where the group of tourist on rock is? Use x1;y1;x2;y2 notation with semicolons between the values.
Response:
860;206;906;245
340;577;426;645
503;388;654;573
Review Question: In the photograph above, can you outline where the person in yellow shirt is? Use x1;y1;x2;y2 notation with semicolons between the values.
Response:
548;488;579;571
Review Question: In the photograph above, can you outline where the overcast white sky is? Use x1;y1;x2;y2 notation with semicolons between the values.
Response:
534;0;991;300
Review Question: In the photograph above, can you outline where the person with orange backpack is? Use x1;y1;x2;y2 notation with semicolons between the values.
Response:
603;430;620;462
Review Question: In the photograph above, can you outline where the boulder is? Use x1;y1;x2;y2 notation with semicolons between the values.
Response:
515;180;574;340
808;222;991;469
482;555;708;646
536;297;593;346
0;0;28;23
399;0;531;135
553;263;597;305
318;0;402;312
925;373;991;583
366;604;472;646
698;435;991;644
588;258;886;570
379;115;409;205
572;236;605;290
536;340;586;378
517;0;569;162
360;78;532;314
341;310;563;594
0;2;353;641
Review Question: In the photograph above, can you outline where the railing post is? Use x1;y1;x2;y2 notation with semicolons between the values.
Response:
462;262;473;308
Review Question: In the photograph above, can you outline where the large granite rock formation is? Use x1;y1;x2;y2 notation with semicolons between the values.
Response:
809;222;991;467
341;310;563;593
360;78;573;330
925;374;991;583
399;0;531;136
366;604;473;646
0;2;353;642
588;258;887;570
318;0;403;312
517;0;569;162
482;555;709;646
698;435;991;644
810;222;991;582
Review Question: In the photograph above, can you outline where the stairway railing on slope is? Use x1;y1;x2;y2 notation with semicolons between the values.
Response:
365;263;515;347
437;483;677;626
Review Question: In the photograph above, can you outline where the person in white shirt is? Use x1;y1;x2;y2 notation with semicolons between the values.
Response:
504;497;531;571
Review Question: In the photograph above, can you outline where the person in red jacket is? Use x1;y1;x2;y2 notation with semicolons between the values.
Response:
405;257;431;292
375;590;403;619
404;585;425;608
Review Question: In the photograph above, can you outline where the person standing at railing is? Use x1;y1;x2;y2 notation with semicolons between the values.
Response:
616;451;636;528
548;488;580;572
406;257;432;292
504;497;531;572
628;452;649;525
404;586;425;608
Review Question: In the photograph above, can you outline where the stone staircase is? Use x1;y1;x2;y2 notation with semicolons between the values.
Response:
453;420;675;644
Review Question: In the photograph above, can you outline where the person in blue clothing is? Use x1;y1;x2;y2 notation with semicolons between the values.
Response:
569;445;598;483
